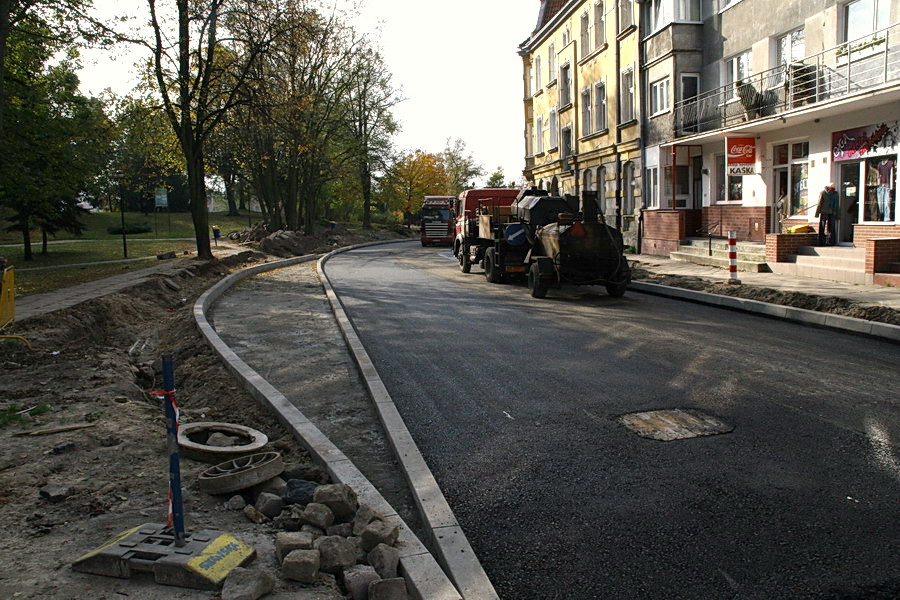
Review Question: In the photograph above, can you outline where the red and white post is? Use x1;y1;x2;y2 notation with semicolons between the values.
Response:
727;230;741;285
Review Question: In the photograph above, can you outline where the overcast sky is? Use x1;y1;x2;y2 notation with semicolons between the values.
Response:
77;0;538;186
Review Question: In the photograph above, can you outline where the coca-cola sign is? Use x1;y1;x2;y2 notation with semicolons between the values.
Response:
726;136;756;175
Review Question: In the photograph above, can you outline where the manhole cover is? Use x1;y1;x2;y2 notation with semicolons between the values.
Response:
619;409;733;441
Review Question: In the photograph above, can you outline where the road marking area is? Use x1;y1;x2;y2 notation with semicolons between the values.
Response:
619;408;733;441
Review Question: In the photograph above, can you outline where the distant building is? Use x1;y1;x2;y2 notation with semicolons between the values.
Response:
519;0;643;247
639;0;899;255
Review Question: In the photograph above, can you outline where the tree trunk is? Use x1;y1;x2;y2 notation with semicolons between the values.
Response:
237;179;246;211
41;228;47;255
360;161;372;229
20;215;32;261
224;169;238;216
186;151;212;259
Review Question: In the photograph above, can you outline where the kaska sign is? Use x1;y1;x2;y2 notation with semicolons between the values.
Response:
726;137;757;175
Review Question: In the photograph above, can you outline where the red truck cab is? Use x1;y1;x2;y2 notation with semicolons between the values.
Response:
453;188;520;256
420;196;455;246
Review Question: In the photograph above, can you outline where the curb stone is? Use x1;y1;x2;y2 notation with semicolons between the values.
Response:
629;281;900;343
193;249;462;600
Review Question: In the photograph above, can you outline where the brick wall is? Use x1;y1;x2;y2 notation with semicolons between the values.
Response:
642;210;685;256
765;233;818;263
853;224;900;244
702;206;770;242
865;237;900;273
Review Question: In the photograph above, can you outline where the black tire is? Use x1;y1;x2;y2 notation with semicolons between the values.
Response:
484;248;503;283
528;263;548;298
459;247;472;273
420;239;428;247
606;282;627;297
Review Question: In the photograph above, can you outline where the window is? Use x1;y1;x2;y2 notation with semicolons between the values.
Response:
775;29;805;83
549;109;558;149
548;44;556;82
843;0;890;43
650;78;670;115
725;50;752;99
580;12;590;58
649;0;669;32
594;2;606;48
534;55;542;90
773;141;810;215
535;115;544;154
646;167;660;208
676;0;701;21
563;24;571;46
680;74;699;133
620;67;635;122
561;127;573;160
581;88;592;135
716;153;745;202
584;169;594;192
560;64;572;106
619;0;633;32
594;81;607;131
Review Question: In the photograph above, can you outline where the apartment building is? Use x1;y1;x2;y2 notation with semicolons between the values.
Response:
519;0;643;246
639;0;899;255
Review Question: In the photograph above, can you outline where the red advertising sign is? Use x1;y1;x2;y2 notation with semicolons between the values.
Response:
726;137;756;175
831;121;898;161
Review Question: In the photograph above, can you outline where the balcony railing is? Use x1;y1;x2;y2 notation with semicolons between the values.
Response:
672;22;900;137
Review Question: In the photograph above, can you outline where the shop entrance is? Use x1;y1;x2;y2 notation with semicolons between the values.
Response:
838;162;860;244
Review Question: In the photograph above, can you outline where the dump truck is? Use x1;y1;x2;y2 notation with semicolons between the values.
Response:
452;188;520;258
457;188;631;298
420;196;455;246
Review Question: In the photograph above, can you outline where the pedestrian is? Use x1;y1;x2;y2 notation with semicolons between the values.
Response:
815;182;839;246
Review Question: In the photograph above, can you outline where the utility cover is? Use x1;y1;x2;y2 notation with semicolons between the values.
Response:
72;523;255;590
619;409;733;441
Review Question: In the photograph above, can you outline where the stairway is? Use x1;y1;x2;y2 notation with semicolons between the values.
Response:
669;238;770;272
769;245;869;284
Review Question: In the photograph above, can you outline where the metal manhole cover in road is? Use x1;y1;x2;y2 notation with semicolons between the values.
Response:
619;409;733;441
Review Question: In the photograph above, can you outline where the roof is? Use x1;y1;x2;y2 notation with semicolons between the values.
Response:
535;0;568;32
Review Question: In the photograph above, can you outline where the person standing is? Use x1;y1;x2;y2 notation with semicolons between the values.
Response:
815;182;839;246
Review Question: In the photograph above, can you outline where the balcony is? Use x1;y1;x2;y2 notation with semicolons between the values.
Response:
672;23;900;137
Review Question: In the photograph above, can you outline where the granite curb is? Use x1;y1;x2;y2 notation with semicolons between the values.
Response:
629;281;900;343
193;250;463;600
319;240;500;600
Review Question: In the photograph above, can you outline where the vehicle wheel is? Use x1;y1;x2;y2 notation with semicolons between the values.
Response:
528;263;548;298
453;241;460;258
606;282;628;297
459;247;472;273
198;452;284;495
177;421;269;464
484;248;503;283
420;239;428;247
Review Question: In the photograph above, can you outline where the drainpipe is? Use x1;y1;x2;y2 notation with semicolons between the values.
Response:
614;2;622;231
637;2;648;255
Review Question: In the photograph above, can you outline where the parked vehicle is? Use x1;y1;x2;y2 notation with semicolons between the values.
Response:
452;188;519;258
420;196;456;246
457;188;631;298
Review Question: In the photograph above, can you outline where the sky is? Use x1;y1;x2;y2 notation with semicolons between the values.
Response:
77;0;539;186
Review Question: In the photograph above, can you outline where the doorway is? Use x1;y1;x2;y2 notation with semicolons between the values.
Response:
839;162;859;244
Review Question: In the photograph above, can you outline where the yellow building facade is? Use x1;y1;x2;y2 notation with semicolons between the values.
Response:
520;0;642;241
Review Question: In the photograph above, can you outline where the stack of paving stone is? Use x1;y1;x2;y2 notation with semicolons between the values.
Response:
225;472;408;600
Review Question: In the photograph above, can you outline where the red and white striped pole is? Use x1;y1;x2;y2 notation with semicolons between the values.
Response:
727;230;741;285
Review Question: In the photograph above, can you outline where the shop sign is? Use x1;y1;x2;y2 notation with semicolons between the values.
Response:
726;137;756;175
832;121;898;161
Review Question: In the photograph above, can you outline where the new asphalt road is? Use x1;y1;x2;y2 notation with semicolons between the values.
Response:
325;242;899;600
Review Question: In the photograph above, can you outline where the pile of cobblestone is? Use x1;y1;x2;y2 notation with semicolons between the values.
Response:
220;466;408;600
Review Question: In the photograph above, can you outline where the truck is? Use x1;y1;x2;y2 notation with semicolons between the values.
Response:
452;188;520;259
419;196;456;246
457;188;631;298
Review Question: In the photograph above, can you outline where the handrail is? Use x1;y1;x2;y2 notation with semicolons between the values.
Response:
673;21;899;136
694;221;721;257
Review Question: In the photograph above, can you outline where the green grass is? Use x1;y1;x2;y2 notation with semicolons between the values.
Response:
3;239;195;268
0;403;51;427
0;210;260;243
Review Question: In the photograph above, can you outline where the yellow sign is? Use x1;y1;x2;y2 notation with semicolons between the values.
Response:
1;267;14;329
186;534;255;584
73;525;144;564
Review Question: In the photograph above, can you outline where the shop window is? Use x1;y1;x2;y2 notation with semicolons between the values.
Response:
773;141;809;215
716;154;744;202
863;156;896;222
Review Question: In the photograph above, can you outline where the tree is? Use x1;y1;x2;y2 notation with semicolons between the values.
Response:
344;44;400;229
438;137;484;196
485;167;506;188
379;150;448;225
0;18;112;260
145;0;288;259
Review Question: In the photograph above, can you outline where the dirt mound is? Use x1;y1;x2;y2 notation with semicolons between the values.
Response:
228;222;415;258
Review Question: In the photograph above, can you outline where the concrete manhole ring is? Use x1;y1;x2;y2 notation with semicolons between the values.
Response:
198;451;285;495
177;421;268;464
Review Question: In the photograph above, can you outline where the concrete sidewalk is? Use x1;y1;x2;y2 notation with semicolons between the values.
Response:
632;255;900;310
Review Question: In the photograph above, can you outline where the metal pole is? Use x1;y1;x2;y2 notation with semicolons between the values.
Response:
120;185;128;259
161;355;186;546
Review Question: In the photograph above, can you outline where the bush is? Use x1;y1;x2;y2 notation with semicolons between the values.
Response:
107;223;152;235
